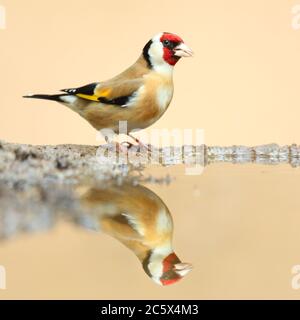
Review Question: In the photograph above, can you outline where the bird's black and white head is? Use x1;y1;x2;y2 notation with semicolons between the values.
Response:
143;248;192;286
143;32;193;73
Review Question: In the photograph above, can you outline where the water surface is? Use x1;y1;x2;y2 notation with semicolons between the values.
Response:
0;160;299;299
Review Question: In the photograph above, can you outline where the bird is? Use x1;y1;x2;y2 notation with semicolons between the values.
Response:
23;32;193;148
77;183;192;286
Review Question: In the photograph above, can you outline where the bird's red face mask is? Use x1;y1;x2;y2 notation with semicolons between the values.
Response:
160;252;193;286
160;33;193;66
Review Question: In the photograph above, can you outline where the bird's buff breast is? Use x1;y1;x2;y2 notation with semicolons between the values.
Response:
130;82;173;130
128;74;174;131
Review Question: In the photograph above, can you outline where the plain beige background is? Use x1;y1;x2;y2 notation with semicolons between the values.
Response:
0;0;299;146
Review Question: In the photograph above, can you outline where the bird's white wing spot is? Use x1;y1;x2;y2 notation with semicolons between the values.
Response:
122;212;145;236
125;85;145;108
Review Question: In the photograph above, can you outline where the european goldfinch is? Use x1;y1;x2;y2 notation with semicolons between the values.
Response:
23;32;193;144
78;184;192;286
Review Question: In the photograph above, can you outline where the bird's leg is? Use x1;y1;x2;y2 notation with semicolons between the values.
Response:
103;132;129;154
128;133;151;152
116;142;130;154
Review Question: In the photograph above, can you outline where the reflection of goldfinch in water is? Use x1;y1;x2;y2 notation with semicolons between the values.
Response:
78;184;192;286
23;32;193;144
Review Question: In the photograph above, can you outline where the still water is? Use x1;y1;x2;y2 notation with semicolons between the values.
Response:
0;158;300;299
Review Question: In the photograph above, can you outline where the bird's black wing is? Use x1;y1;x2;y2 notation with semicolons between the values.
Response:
60;79;143;106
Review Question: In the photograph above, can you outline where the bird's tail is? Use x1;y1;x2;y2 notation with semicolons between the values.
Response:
23;94;68;102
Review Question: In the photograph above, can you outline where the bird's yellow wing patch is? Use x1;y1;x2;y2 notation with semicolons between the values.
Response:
76;94;99;101
76;88;112;102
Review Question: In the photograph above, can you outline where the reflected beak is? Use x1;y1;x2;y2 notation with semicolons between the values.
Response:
174;262;193;276
174;43;194;57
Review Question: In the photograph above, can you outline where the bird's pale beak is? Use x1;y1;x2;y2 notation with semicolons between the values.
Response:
174;262;193;276
174;43;194;57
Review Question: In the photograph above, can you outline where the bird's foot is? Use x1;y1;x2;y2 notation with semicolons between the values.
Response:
121;141;134;149
120;141;148;155
128;134;152;153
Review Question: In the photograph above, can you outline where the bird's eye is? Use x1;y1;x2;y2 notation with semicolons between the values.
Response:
162;39;178;50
